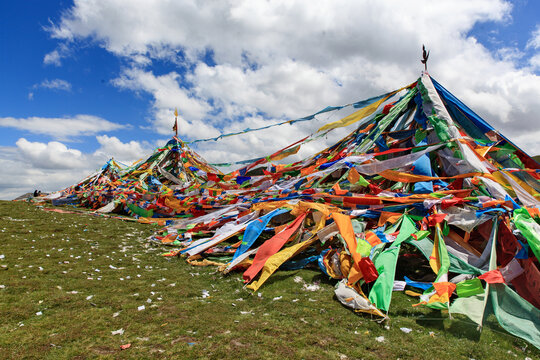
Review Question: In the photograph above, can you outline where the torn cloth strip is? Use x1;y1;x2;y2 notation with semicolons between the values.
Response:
232;208;290;262
368;215;417;312
243;212;307;283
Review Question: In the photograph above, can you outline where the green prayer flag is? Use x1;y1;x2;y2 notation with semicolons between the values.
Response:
487;283;540;350
368;215;417;312
126;203;153;218
450;293;486;325
412;230;430;241
356;239;372;257
456;278;484;297
513;208;540;263
356;174;370;187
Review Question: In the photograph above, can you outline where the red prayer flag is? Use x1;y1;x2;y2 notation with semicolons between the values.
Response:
207;173;219;182
243;213;307;283
359;257;378;283
426;213;447;227
478;269;505;284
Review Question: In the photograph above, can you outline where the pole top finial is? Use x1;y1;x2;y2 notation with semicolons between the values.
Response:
421;45;430;72
173;108;179;137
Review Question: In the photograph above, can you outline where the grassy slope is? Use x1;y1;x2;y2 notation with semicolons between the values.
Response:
0;200;538;360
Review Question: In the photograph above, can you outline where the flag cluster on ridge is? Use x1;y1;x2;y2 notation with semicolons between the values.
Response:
44;73;540;349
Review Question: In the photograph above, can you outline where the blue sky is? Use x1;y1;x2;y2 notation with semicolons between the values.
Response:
1;0;539;199
0;1;152;148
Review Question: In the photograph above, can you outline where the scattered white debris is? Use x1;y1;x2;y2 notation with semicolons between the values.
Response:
201;290;210;298
375;336;385;343
272;296;282;301
0;254;4;259
138;305;145;311
112;312;120;318
86;295;93;300
36;311;43;316
400;327;412;334
111;328;124;335
146;298;152;304
293;276;303;283
303;284;321;291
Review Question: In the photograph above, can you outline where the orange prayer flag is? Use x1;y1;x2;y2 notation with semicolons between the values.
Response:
347;167;360;184
300;165;317;177
428;282;457;304
365;231;382;246
377;211;402;227
332;182;349;195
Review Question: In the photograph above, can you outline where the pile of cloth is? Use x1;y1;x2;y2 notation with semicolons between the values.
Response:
50;73;540;348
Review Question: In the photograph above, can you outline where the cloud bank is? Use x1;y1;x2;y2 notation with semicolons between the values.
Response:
0;115;125;140
43;0;540;156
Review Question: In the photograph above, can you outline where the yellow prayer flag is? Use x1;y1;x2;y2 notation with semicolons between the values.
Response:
317;84;413;133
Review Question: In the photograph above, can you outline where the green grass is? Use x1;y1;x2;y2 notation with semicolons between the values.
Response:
0;200;538;359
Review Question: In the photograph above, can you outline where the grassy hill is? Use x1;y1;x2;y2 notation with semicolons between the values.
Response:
0;201;538;359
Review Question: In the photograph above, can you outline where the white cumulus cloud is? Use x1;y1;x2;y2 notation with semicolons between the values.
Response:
0;136;153;199
16;138;87;170
526;24;540;50
33;78;72;92
94;135;153;164
0;115;125;140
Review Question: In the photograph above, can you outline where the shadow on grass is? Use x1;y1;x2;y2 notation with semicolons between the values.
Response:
309;272;335;286
258;272;301;289
413;311;482;341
